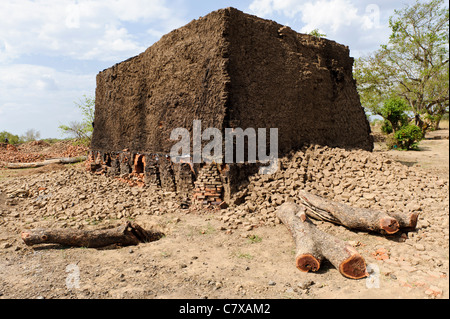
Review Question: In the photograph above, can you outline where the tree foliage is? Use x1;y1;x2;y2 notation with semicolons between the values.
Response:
394;125;424;150
308;29;327;39
355;0;449;135
0;129;41;144
59;95;95;145
20;129;41;143
0;131;20;145
380;97;410;134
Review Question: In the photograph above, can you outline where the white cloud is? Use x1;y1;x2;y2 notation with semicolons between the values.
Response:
249;0;379;32
0;0;185;63
247;0;417;57
0;64;95;138
299;0;360;33
0;0;188;138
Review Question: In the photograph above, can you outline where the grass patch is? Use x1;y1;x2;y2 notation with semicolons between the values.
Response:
200;223;216;235
248;234;262;244
234;251;254;260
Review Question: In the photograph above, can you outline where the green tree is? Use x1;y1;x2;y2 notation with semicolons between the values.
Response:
354;50;395;116
0;131;20;145
20;129;41;143
379;97;410;134
59;95;95;145
355;0;449;136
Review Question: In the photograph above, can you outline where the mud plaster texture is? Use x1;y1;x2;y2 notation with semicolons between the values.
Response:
91;7;373;157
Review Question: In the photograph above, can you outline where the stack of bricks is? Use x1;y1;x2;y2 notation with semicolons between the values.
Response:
143;155;161;187
159;156;176;192
193;164;223;206
174;163;195;196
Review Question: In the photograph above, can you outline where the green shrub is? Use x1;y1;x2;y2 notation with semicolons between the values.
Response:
0;131;20;145
394;125;424;150
380;97;409;133
381;120;394;135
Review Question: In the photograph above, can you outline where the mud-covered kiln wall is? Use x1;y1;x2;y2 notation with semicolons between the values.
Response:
225;8;373;154
92;7;373;157
92;10;231;154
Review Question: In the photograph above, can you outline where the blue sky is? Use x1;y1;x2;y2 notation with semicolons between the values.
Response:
0;0;418;139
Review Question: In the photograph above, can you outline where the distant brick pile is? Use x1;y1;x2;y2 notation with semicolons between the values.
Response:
1;141;88;166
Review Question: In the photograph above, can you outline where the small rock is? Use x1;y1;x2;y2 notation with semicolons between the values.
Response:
285;288;295;294
414;244;425;251
297;280;314;290
268;280;276;286
363;193;376;200
400;265;417;273
0;242;12;249
244;225;253;231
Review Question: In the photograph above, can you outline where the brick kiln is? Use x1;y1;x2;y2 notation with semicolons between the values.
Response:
88;7;374;205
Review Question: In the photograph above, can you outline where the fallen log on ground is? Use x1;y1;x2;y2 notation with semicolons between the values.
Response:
276;202;323;273
384;211;419;231
7;156;87;169
21;222;163;248
298;190;400;234
277;202;368;280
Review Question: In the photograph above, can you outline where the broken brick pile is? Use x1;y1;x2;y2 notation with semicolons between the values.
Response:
193;164;224;206
0;141;88;166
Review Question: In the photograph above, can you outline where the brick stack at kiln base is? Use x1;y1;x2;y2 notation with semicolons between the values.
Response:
193;164;224;206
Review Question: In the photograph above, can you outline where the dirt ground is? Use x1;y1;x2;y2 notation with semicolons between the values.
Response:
375;129;449;180
0;132;448;300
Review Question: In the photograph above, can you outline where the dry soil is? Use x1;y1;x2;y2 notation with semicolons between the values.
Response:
0;132;448;300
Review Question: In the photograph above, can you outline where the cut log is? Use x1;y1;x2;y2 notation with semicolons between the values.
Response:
298;190;400;235
21;222;163;248
7;156;87;169
277;202;323;273
385;211;420;231
277;202;368;280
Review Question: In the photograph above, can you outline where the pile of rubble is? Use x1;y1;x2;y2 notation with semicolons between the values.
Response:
0;141;88;166
1;142;448;299
2;144;447;235
222;145;448;231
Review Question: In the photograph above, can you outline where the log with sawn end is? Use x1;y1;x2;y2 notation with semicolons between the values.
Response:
277;202;368;280
298;190;400;234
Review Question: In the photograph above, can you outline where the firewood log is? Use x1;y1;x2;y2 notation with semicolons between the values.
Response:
276;202;323;273
7;156;87;169
21;222;163;248
277;202;368;280
384;211;419;231
298;190;400;234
